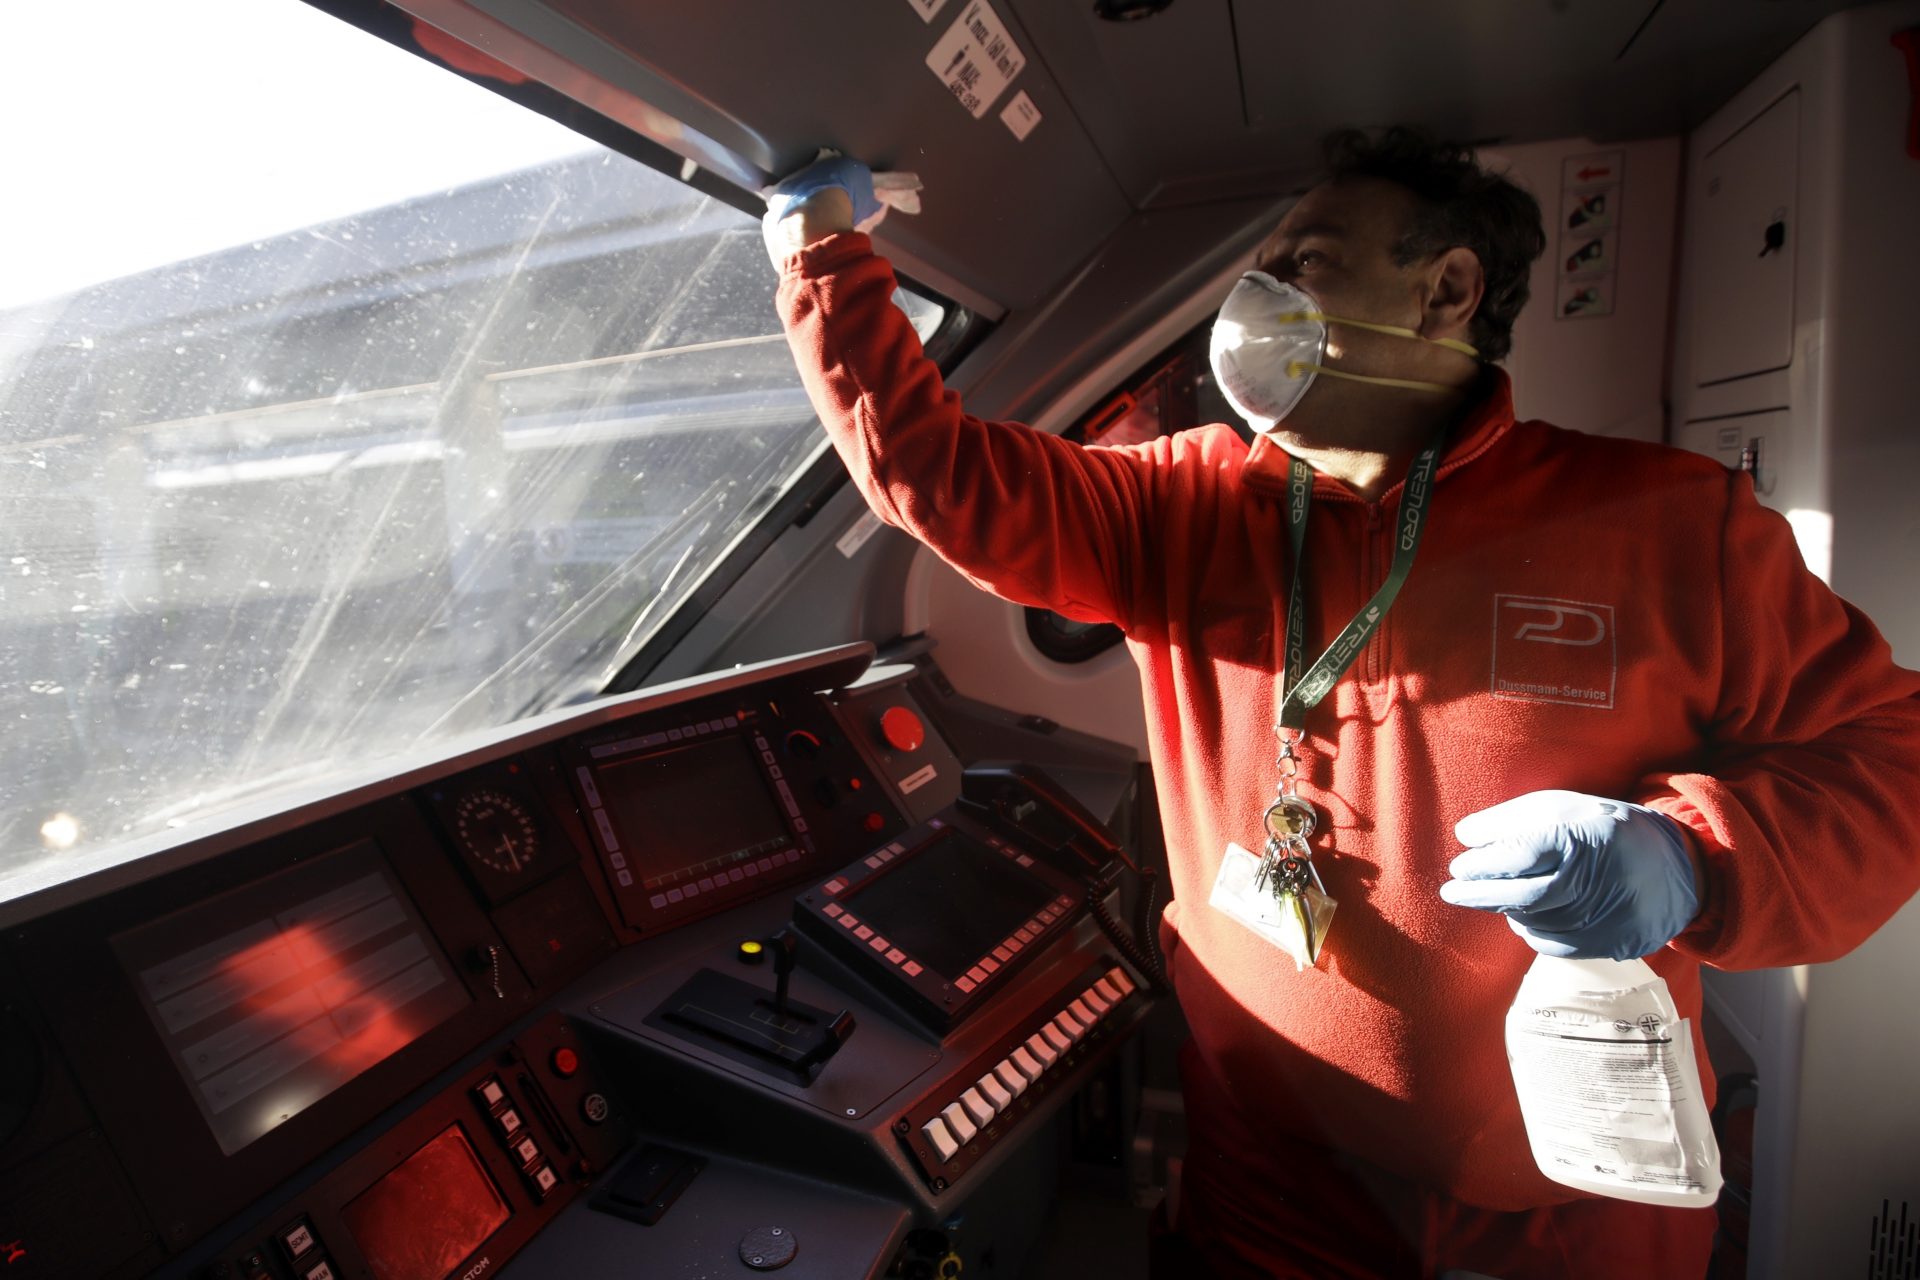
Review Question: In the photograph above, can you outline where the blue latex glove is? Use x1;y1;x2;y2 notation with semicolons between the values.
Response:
763;153;882;229
1439;790;1700;960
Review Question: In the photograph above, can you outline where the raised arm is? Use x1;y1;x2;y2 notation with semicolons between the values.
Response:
766;177;1169;629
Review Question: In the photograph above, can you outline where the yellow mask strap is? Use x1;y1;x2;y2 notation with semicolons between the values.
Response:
1285;360;1459;395
1276;310;1481;359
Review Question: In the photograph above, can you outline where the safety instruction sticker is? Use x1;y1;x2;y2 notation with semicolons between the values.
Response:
925;0;1027;119
904;0;950;21
1561;187;1614;236
1000;90;1042;141
1555;150;1622;320
1557;278;1614;320
1561;230;1617;278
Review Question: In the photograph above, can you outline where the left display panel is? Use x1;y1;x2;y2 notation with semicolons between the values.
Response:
341;1123;512;1280
111;839;473;1156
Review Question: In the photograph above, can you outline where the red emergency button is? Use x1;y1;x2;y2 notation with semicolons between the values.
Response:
864;812;886;833
551;1047;580;1078
880;706;925;753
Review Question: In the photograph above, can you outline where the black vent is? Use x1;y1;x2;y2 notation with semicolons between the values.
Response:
1871;1200;1918;1280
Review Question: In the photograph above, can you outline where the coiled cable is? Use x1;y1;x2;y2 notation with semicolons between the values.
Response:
1087;864;1168;994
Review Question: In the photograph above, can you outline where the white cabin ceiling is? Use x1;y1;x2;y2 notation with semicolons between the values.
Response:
392;0;1864;308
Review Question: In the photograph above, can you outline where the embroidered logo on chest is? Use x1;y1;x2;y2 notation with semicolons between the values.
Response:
1491;595;1617;709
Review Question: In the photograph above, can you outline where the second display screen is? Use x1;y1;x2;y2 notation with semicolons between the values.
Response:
595;736;792;893
844;831;1056;977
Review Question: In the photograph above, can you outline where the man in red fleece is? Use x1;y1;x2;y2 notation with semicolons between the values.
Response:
761;130;1920;1279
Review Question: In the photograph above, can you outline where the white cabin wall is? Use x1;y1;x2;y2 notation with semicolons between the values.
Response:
1664;5;1920;1276
1477;136;1683;441
911;551;1153;758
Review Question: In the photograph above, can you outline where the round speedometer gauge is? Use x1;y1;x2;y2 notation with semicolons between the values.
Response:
453;788;540;875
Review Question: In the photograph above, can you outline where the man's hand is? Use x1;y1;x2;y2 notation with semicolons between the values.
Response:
1439;790;1702;960
762;154;872;265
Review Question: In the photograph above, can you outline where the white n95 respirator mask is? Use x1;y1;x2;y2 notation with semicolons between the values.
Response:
1208;272;1480;433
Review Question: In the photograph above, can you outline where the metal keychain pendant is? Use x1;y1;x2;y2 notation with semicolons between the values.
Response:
1255;727;1335;967
1263;794;1317;844
1271;845;1337;969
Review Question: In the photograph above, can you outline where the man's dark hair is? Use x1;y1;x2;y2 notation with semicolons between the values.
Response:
1321;127;1546;363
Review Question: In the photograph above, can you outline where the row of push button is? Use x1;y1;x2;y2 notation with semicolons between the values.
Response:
646;847;803;907
955;893;1076;995
475;1075;562;1202
589;716;739;760
919;966;1138;1164
239;1216;335;1280
821;898;925;976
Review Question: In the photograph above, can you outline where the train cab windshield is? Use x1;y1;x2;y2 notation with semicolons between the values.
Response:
0;0;952;901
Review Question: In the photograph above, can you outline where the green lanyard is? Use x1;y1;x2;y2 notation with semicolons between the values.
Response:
1277;426;1447;732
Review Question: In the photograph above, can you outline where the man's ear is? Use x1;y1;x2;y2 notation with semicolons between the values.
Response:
1423;247;1485;348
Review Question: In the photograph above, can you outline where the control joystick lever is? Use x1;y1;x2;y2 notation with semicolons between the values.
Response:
657;929;855;1084
769;927;799;1014
765;928;854;1071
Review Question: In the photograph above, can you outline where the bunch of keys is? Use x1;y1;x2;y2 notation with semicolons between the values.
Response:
1256;737;1337;968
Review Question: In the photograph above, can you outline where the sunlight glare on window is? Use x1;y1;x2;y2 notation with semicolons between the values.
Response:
0;0;944;900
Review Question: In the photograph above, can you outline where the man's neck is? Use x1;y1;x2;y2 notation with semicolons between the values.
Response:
1273;439;1414;503
1269;395;1466;502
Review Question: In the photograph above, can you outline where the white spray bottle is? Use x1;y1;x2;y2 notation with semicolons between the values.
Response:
1506;954;1722;1206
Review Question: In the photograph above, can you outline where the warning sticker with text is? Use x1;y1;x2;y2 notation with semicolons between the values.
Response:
925;0;1026;119
1554;150;1624;323
1000;90;1042;141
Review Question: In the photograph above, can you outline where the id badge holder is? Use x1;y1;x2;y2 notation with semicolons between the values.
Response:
1209;841;1336;971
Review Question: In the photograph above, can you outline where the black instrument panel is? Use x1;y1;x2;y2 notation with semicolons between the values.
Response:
0;647;910;1275
0;644;1149;1280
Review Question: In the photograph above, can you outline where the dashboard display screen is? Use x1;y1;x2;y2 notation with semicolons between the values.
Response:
342;1124;510;1280
111;840;472;1156
596;736;791;892
843;831;1056;976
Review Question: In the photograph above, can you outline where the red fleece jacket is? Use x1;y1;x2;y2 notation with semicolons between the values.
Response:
776;233;1920;1211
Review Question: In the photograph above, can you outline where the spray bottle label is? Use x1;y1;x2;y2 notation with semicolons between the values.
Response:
1507;1000;1714;1195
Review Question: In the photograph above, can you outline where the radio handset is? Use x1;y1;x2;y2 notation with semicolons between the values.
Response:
958;761;1136;879
960;762;1165;991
